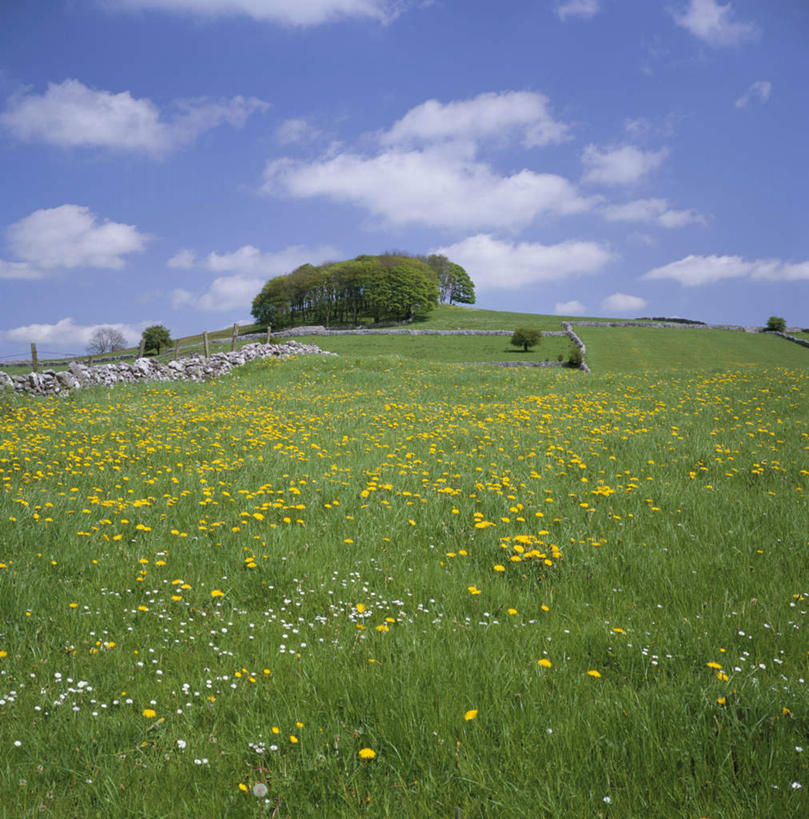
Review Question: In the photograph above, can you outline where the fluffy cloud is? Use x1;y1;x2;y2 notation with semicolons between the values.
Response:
672;0;758;47
171;244;339;312
644;255;809;286
601;292;647;313
107;0;392;26
5;205;147;271
0;317;145;351
380;91;570;149
0;260;44;280
582;144;668;186
735;81;772;109
172;276;263;312
167;249;196;269
602;198;705;228
556;0;600;21
265;148;594;231
554;299;588;315
204;243;338;275
430;234;613;290
1;79;268;156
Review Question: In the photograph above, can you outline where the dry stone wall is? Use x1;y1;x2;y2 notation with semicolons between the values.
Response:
0;340;334;397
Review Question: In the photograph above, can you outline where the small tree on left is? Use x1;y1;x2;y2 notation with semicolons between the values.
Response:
87;326;127;354
141;324;172;356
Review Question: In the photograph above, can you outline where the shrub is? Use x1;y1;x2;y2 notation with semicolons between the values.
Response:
510;328;542;352
567;345;583;368
765;316;786;332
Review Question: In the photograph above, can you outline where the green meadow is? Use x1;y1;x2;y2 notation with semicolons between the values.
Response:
1;316;808;817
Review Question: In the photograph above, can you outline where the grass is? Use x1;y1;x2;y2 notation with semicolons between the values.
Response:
410;303;611;331
578;326;809;372
1;353;808;816
286;332;574;363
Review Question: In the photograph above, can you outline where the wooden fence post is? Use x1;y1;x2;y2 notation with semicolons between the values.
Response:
30;343;38;373
174;343;180;360
138;338;145;358
202;330;210;358
87;355;93;367
231;322;238;352
266;324;272;344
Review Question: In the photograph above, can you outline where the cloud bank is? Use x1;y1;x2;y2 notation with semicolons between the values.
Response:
1;79;268;156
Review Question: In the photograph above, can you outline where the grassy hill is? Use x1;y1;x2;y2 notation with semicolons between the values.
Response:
1;305;806;377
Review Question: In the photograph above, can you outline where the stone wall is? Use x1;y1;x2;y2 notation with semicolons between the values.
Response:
0;340;334;397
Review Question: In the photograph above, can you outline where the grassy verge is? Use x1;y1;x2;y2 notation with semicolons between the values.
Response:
286;333;574;363
1;356;807;816
578;326;809;372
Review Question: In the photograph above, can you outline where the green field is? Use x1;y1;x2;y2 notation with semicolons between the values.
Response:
578;325;809;372
287;332;574;363
1;349;808;816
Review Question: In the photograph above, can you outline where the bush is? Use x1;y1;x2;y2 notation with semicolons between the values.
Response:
765;316;786;332
510;328;542;352
142;325;172;356
567;345;583;368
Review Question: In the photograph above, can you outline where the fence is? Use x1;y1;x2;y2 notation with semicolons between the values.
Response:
1;323;274;373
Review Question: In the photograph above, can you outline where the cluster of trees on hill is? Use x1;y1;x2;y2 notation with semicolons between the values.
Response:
251;253;475;329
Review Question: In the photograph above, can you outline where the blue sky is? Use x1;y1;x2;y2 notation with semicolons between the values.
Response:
1;0;807;357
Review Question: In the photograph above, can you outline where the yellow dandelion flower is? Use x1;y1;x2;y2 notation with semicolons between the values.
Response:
211;589;225;598
289;735;298;744
142;709;157;718
587;670;601;678
538;658;552;668
706;661;722;670
493;564;506;572
464;709;478;721
359;747;376;759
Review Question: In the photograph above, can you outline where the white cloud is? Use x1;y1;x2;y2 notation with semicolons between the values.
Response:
644;254;809;286
107;0;393;26
173;275;265;312
0;260;44;280
167;249;196;269
582;144;668;186
601;292;647;313
171;244;339;312
5;205;147;271
431;234;613;290
735;80;772;108
275;118;321;144
556;0;599;21
380;91;570;149
672;0;758;47
204;243;339;274
602;198;705;228
265;148;595;231
554;299;587;315
0;317;146;351
1;79;268;156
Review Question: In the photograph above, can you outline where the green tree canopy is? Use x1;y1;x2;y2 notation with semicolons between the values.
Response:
141;324;172;355
252;253;452;329
510;328;542;352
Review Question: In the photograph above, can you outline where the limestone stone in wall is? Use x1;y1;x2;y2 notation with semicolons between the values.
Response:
2;340;334;397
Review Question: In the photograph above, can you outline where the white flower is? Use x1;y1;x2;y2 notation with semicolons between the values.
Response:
176;739;187;749
603;796;612;804
791;781;802;789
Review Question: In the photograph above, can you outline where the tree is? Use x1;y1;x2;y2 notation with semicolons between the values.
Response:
449;264;476;304
141;324;172;356
511;328;542;352
87;326;127;355
766;316;786;332
425;256;476;305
